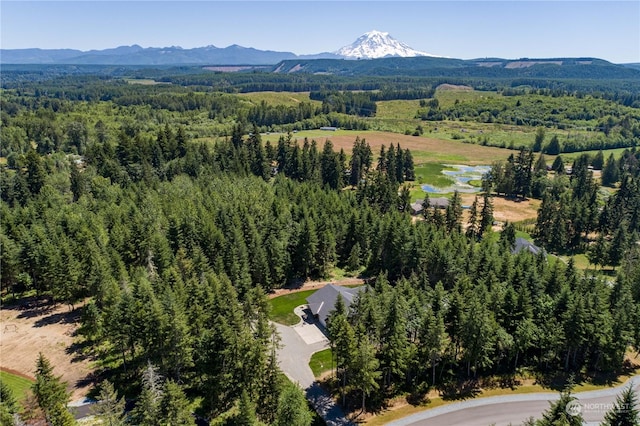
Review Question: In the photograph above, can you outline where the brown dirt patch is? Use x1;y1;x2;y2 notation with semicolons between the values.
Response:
0;297;94;400
460;194;540;224
269;277;365;299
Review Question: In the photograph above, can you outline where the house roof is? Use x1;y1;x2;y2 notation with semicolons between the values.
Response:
429;197;450;208
512;237;544;256
411;201;424;214
306;284;363;326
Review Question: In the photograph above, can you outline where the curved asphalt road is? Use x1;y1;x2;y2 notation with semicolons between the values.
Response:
388;375;640;426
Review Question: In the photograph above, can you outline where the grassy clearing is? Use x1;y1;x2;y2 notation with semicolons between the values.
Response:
309;349;333;378
124;78;164;85
264;130;515;165
238;91;320;107
268;290;316;325
435;88;498;108
375;100;422;120
0;370;33;401
413;163;455;187
560;147;631;162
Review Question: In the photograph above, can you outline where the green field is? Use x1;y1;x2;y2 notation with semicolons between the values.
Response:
413;163;456;187
0;370;33;401
309;349;333;378
238;91;321;107
560;146;631;163
434;86;498;108
268;290;316;325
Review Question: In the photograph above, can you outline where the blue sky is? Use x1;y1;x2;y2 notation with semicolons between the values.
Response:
2;1;639;63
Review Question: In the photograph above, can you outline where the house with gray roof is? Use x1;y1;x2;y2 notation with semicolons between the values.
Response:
306;284;364;327
411;197;450;215
512;237;545;256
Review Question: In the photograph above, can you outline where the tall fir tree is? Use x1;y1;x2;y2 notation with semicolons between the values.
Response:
91;380;125;426
601;385;639;426
274;382;313;426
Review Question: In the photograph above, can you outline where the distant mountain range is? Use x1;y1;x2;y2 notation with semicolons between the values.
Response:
1;31;437;65
2;31;638;82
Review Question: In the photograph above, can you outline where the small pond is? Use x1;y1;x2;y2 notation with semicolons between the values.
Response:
421;164;490;194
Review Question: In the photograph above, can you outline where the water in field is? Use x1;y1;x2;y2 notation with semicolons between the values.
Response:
421;164;490;194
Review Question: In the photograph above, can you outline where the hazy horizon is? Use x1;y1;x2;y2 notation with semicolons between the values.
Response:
2;1;639;63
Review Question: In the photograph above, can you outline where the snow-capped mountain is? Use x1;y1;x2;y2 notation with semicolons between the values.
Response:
334;30;435;59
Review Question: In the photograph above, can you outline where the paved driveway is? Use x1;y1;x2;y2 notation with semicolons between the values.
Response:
274;321;327;389
273;305;354;426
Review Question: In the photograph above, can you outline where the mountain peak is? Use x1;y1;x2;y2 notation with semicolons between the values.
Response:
334;30;436;59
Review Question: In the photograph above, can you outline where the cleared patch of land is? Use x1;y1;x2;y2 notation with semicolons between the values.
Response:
268;290;316;325
238;91;321;107
264;130;515;165
460;194;541;224
0;298;94;400
124;78;166;85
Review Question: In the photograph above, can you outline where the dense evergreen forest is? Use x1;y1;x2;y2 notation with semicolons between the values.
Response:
1;69;640;425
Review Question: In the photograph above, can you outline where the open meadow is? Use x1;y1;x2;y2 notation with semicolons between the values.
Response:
262;129;516;165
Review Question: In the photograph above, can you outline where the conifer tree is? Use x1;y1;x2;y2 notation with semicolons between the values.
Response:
380;291;409;388
592;150;604;170
551;155;565;174
420;307;448;386
160;380;195;426
377;145;387;173
25;149;46;196
274;382;313;426
91;380;125;426
236;389;257;426
445;191;463;233
536;381;583;426
130;362;163;426
0;379;18;425
327;294;356;404
466;196;480;240
479;194;494;237
403;149;416;181
544;135;561;155
533;127;545;152
421;193;431;220
601;153;619;187
351;324;381;413
499;222;516;250
32;353;74;426
601;385;639;426
347;242;362;272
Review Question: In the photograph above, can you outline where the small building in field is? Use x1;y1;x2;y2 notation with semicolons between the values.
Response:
306;284;363;327
320;126;338;131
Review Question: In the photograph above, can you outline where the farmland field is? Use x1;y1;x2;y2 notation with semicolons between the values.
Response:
238;91;321;107
262;129;516;165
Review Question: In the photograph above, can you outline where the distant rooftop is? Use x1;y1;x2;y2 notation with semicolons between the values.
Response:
512;237;545;256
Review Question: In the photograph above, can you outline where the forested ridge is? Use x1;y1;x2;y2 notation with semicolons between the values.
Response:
1;71;640;425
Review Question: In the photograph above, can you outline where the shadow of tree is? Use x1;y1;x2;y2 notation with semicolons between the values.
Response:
439;379;482;401
33;309;81;328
